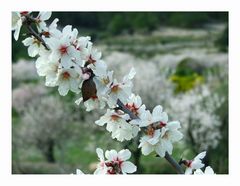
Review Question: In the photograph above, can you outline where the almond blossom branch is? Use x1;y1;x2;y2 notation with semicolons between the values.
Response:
12;11;216;175
116;98;184;174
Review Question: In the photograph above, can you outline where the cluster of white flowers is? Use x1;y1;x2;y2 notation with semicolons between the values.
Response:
131;105;183;157
12;11;216;175
12;84;47;113
75;148;137;175
12;60;38;81
168;85;224;150
183;151;215;175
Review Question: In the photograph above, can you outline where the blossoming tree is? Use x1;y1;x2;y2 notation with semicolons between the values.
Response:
12;11;216;175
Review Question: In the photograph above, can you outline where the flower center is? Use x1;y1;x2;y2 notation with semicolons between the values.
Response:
126;103;138;116
111;85;120;93
62;71;70;80
105;159;123;174
111;114;120;121
102;78;110;85
59;45;68;55
147;126;155;137
33;38;41;46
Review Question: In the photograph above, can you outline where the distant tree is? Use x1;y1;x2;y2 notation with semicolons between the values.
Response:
19;96;73;163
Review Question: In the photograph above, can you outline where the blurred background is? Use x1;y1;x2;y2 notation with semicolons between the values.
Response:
12;12;228;174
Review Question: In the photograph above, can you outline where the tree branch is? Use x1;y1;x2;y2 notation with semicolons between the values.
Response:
19;12;184;174
116;99;138;119
165;152;184;174
26;24;49;50
22;14;50;50
116;98;184;174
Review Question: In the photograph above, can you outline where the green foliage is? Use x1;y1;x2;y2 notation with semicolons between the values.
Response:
170;58;205;93
168;13;209;28
209;79;228;174
215;26;228;52
171;74;204;93
12;26;31;62
13;12;228;60
107;14;131;35
53;12;227;31
168;12;228;28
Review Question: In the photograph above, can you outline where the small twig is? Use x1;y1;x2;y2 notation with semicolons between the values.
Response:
117;99;138;119
116;98;184;174
26;25;49;50
22;14;50;50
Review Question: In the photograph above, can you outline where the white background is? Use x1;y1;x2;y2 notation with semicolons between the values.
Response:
0;0;238;185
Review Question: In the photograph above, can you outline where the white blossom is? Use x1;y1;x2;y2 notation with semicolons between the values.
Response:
93;60;113;97
44;26;81;68
94;148;136;174
55;68;81;96
35;52;59;87
106;68;135;107
125;94;147;117
82;42;102;66
185;151;206;174
22;36;46;57
138;129;161;155
193;166;215;175
155;121;183;157
139;120;183;157
83;96;106;111
94;148;108;174
41;18;62;38
95;109;139;142
35;11;52;32
12;12;25;41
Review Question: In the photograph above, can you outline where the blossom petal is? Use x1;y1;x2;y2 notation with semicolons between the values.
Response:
105;149;118;161
28;44;39;57
169;130;183;142
118;149;131;161
191;160;205;169
121;161;137;174
204;166;215;174
141;144;154;155
194;151;206;161
193;169;204;175
13;20;22;41
152;105;163;119
58;81;69;96
167;121;181;130
22;37;33;46
96;148;104;161
185;168;193;175
75;97;83;105
39;11;52;20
